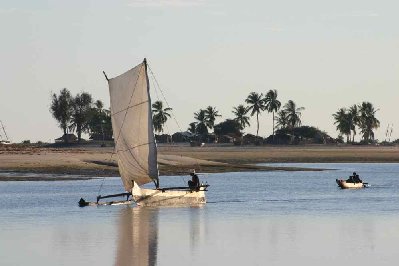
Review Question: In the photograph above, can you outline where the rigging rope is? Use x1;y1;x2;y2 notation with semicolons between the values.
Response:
149;72;172;136
147;63;183;132
97;177;106;195
147;62;202;175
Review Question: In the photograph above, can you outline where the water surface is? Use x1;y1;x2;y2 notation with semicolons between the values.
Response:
1;163;399;265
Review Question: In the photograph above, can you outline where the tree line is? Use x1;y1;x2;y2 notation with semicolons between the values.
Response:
50;88;112;143
51;88;381;145
333;102;380;143
189;90;304;139
154;89;306;143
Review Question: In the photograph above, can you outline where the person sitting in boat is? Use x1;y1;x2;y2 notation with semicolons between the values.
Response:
188;170;200;191
353;172;362;183
346;174;354;183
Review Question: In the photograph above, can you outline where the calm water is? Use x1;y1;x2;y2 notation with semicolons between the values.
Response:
1;163;399;266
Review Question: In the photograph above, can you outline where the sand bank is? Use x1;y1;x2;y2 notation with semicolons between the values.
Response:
1;144;398;181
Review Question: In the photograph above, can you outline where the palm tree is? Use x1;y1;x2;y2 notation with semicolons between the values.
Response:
275;110;289;129
358;102;380;142
204;106;221;129
194;109;208;135
332;108;351;142
94;100;104;110
50;88;73;140
232;104;250;131
152;100;172;133
264;89;281;140
188;122;196;134
87;99;112;141
245;92;265;137
69;92;93;143
284;100;305;130
348;104;359;143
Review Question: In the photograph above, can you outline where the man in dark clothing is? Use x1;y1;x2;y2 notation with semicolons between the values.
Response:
353;172;362;183
188;171;200;190
347;173;354;183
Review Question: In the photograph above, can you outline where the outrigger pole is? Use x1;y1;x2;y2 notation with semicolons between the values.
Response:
78;192;132;207
96;192;131;203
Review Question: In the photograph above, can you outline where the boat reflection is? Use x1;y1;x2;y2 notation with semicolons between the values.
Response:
114;207;159;266
188;206;206;252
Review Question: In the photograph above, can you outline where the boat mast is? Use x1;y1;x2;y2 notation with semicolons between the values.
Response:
102;71;109;82
143;58;160;189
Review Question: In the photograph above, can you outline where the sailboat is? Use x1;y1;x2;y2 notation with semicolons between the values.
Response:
79;59;209;207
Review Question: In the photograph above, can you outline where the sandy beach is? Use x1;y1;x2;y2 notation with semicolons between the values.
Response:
0;143;398;181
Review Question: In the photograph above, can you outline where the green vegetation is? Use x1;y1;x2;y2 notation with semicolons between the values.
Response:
333;108;351;142
272;126;331;144
193;109;208;136
275;109;288;129
50;88;73;138
69;92;93;142
88;100;112;141
187;122;196;134
333;102;380;143
152;100;172;133
264;89;281;140
245;92;264;137
50;89;112;143
183;90;307;145
204;106;221;130
190;106;221;138
284;100;305;131
214;119;241;138
358;102;380;142
50;86;384;146
232;104;250;131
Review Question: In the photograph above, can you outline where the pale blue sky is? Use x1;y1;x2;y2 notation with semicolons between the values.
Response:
0;0;398;142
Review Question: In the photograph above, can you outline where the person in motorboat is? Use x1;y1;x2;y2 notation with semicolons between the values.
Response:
336;172;368;189
353;172;362;183
346;173;354;183
188;170;200;191
346;172;362;183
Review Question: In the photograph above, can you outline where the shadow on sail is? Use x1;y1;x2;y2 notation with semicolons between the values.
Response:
114;207;159;266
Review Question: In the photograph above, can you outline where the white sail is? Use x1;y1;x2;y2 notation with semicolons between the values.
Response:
108;60;158;191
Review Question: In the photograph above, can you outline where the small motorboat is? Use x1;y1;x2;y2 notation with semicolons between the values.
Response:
336;172;369;189
336;179;368;189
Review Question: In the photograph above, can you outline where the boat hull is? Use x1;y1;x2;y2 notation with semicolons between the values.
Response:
336;179;365;189
132;185;207;207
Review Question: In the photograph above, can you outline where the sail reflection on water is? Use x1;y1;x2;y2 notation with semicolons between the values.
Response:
189;206;206;252
114;207;159;266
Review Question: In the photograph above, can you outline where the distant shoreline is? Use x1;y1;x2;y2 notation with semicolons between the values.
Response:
1;143;398;181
